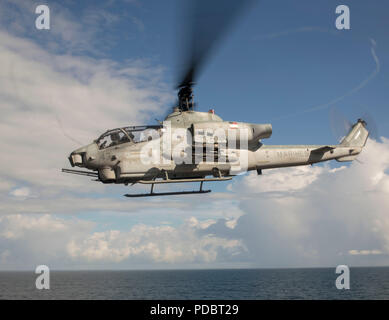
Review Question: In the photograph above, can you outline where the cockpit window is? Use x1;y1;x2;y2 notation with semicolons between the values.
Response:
96;125;163;150
124;128;161;143
97;129;129;149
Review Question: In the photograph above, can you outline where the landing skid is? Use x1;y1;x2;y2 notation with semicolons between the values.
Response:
62;168;231;197
124;180;213;198
125;189;211;197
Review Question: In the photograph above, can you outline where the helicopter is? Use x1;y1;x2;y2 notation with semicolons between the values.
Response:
62;0;370;197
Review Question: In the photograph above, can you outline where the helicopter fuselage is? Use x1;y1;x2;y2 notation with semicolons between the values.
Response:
66;110;368;191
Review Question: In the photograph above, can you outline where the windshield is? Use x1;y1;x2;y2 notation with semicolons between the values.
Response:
96;125;163;150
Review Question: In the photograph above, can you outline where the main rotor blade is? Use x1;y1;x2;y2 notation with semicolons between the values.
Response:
176;0;255;89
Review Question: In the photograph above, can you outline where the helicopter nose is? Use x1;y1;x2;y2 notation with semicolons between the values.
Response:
68;145;88;167
68;143;97;168
69;151;86;167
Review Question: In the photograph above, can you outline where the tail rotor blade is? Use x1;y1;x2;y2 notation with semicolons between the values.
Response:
329;106;352;143
329;106;379;144
361;112;379;142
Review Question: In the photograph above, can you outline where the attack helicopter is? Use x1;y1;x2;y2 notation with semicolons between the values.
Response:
62;0;370;197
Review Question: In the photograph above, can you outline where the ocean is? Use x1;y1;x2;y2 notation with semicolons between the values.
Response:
0;267;388;300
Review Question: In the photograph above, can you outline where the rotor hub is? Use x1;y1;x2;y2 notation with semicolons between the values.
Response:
177;85;194;111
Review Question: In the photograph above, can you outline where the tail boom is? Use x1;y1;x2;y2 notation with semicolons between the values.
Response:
251;119;369;170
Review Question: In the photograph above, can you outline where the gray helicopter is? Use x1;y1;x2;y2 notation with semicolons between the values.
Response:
63;87;369;197
62;0;370;197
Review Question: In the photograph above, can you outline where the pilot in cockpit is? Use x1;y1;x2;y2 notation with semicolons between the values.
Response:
109;132;120;147
128;132;135;141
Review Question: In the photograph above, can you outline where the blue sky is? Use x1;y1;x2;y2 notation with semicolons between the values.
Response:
70;0;389;145
22;0;388;138
21;0;388;144
1;0;389;270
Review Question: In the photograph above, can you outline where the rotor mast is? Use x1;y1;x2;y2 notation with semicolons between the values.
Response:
177;85;194;111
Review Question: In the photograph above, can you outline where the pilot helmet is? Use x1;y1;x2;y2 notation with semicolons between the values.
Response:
110;132;120;141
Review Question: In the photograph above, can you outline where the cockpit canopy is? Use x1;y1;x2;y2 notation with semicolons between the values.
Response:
96;125;163;150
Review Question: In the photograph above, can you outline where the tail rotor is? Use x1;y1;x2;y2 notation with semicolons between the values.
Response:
329;106;379;143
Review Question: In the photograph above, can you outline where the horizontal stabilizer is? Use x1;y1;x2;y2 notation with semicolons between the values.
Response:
336;155;358;162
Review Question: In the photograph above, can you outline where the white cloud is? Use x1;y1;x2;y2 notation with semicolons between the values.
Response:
0;0;129;55
235;164;326;193
0;214;94;269
67;219;244;264
0;214;71;240
9;187;32;198
0;214;245;269
0;29;171;195
348;249;383;256
215;138;389;267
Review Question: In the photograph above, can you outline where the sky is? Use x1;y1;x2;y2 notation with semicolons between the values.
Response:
1;0;389;270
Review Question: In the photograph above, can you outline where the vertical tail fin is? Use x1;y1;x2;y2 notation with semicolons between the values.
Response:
339;119;369;147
